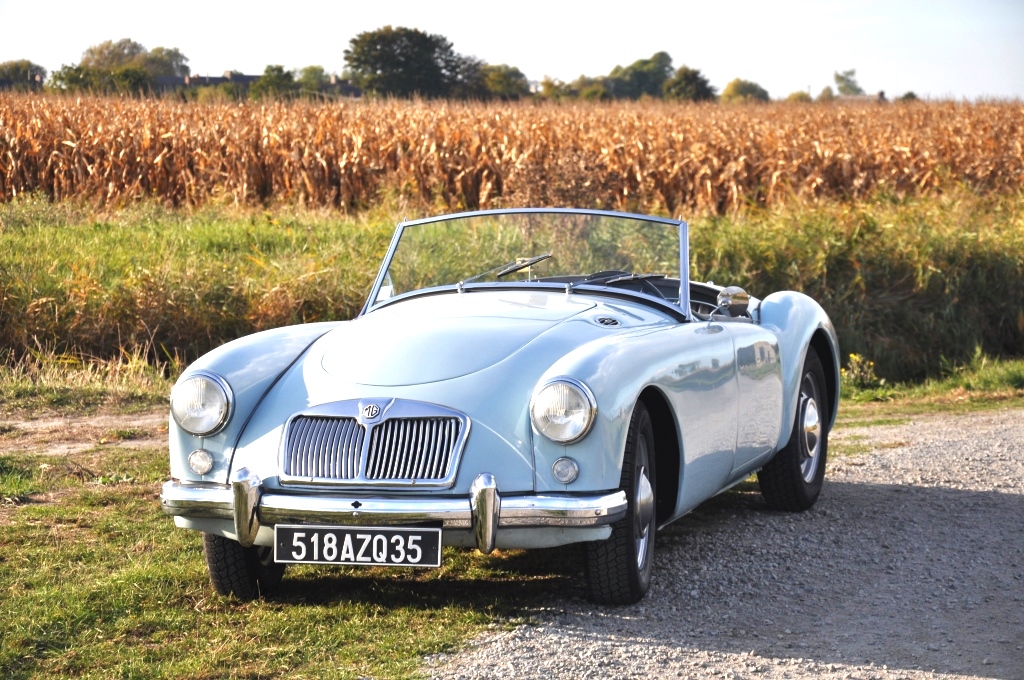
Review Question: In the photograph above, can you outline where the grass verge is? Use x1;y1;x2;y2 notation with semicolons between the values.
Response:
0;444;579;679
0;349;171;417
2;190;1023;381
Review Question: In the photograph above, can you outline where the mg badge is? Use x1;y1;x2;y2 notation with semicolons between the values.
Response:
362;404;380;419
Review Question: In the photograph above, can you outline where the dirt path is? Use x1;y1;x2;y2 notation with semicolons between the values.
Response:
0;410;167;457
425;408;1024;679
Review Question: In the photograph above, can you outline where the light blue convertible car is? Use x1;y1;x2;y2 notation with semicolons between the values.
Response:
161;209;839;604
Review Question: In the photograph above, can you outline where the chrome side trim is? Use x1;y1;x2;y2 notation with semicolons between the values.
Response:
161;478;627;552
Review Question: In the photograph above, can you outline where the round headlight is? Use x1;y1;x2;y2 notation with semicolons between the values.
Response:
170;372;231;436
530;378;596;443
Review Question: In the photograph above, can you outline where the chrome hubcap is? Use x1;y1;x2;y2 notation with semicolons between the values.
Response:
634;439;654;570
799;373;822;483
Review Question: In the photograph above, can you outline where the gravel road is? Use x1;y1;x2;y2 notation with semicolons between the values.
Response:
424;408;1024;680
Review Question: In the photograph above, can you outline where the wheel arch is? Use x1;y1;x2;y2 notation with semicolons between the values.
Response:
638;386;680;526
809;327;840;430
759;291;840;445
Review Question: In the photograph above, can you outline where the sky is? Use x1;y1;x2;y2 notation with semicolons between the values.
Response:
1;0;1021;100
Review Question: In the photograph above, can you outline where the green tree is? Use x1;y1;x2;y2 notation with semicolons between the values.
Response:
538;77;571;101
606;51;673;99
80;38;147;71
146;46;190;78
482;64;530;100
78;39;189;79
249;65;298;99
786;90;812;103
0;60;47;90
50;62;151;94
663;65;716;102
49;39;190;93
296;65;328;95
721;78;769;103
578;79;611;101
834;69;864;96
898;91;919;102
448;54;490;99
108;66;151;93
817;85;835;102
344;26;460;98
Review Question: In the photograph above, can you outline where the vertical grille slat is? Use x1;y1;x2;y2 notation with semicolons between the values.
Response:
283;408;465;486
284;416;364;480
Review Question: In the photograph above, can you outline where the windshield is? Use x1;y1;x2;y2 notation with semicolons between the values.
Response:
366;209;688;313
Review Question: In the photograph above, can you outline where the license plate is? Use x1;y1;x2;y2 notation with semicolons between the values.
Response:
274;525;442;567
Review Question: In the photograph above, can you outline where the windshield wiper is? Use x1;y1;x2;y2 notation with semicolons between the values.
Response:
458;253;553;290
496;253;552;278
567;272;666;294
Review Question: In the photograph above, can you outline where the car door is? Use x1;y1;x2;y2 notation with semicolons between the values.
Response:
729;323;784;472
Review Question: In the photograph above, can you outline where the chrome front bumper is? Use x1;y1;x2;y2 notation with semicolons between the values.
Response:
161;468;627;554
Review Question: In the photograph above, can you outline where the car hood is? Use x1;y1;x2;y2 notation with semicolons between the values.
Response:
319;291;598;386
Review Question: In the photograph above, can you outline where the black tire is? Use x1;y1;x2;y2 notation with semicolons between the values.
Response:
585;401;657;605
202;533;285;600
758;347;829;511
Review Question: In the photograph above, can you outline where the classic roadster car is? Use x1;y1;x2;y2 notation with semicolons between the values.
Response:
161;208;839;605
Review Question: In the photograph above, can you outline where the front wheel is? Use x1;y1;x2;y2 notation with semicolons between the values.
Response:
585;401;656;605
202;533;285;600
758;347;830;511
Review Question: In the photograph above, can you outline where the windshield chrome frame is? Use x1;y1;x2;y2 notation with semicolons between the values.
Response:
360;208;691;321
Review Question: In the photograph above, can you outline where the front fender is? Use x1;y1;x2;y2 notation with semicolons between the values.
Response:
530;322;741;497
169;321;343;484
757;292;840;445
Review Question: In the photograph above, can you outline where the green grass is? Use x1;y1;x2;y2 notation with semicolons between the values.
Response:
839;349;1024;417
0;349;171;417
0;196;394;366
2;189;1024;381
0;446;578;679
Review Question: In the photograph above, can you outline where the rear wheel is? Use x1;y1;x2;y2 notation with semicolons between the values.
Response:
585;401;656;604
758;347;829;511
202;533;285;600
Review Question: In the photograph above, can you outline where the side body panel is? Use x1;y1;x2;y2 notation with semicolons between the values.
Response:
732;324;784;472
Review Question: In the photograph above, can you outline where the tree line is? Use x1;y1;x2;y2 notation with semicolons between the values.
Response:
1;27;916;103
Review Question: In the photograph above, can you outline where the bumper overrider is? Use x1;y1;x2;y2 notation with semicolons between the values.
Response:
161;468;628;553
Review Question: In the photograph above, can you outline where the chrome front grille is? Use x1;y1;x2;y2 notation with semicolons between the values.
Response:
279;399;470;488
365;417;461;481
283;416;364;479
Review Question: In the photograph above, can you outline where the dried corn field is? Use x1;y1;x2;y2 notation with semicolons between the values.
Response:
1;95;1022;213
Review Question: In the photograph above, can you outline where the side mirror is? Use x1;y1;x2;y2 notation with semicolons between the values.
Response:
716;286;749;317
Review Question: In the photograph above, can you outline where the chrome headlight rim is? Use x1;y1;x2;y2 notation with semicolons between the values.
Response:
529;377;597;444
170;370;233;437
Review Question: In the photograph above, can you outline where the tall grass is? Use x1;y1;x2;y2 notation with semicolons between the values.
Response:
2;190;1022;380
692;190;1024;379
0;197;391;365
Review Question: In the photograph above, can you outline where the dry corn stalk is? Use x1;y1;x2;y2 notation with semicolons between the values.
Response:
1;95;1021;214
